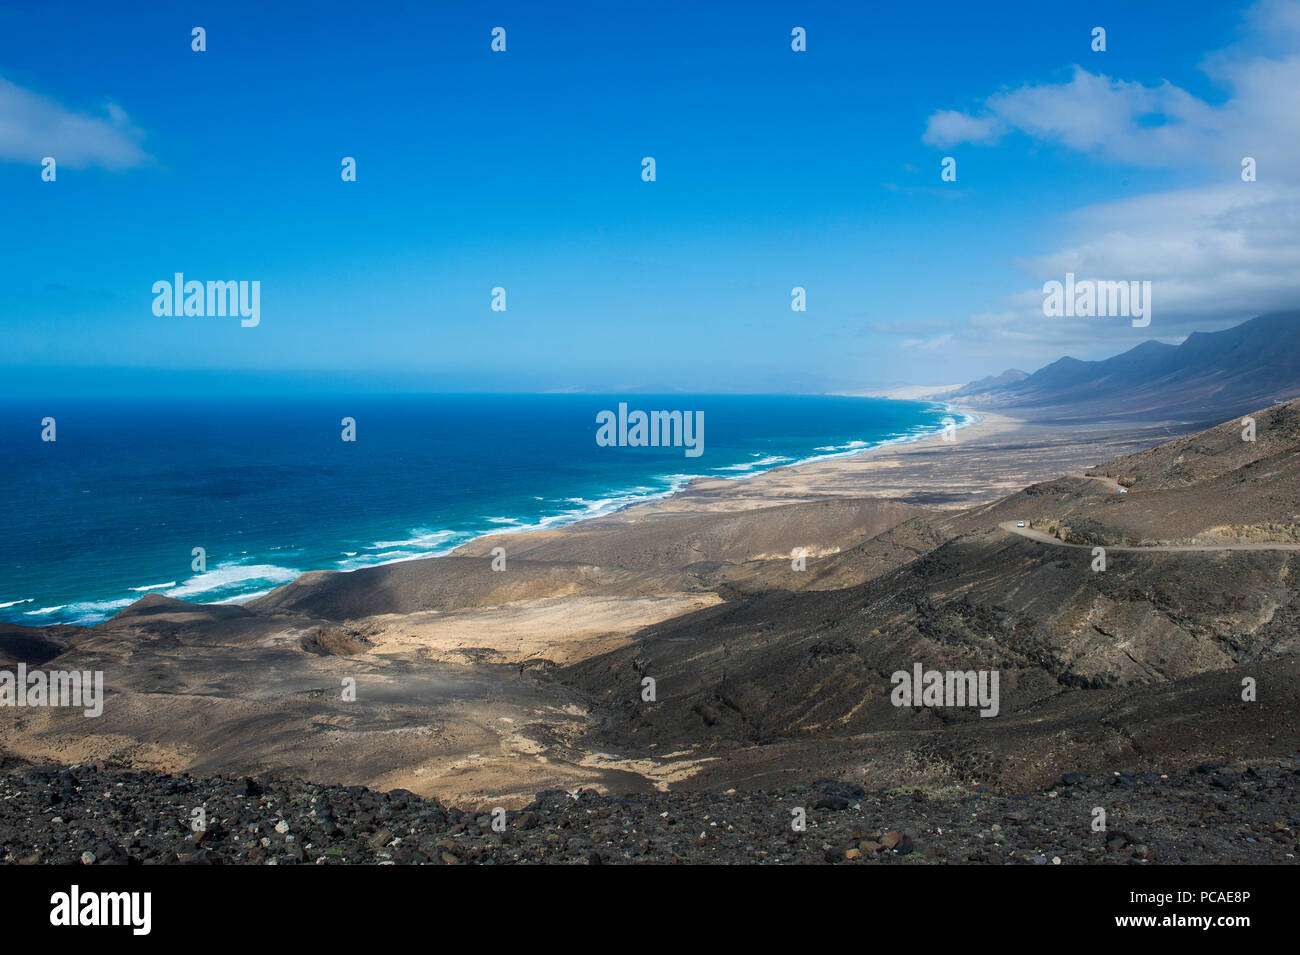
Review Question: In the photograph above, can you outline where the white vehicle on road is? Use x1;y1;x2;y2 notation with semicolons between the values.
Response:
1016;521;1026;528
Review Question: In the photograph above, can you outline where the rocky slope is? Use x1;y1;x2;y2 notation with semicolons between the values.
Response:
1;756;1294;865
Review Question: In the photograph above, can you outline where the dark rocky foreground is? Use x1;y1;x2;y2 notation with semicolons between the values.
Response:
2;757;1297;865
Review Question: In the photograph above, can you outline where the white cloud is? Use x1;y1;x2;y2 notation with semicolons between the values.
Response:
964;183;1300;356
0;76;149;169
1244;0;1300;42
914;0;1300;370
922;110;1000;148
922;1;1300;171
869;318;954;336
901;333;954;352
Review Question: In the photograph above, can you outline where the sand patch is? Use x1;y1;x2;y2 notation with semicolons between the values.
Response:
357;593;723;667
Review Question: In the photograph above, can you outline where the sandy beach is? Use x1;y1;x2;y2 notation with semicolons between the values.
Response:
600;409;1172;516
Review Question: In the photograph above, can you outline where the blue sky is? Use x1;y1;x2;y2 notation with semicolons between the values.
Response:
1;0;1296;394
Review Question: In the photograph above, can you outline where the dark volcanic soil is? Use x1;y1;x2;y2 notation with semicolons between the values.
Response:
2;757;1296;865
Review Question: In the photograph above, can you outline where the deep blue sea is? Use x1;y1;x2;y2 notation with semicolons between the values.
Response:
0;395;971;625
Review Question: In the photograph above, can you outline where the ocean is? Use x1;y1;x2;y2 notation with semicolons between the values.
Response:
0;394;970;625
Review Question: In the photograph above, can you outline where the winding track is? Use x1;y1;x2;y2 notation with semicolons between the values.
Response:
999;521;1300;552
999;471;1300;552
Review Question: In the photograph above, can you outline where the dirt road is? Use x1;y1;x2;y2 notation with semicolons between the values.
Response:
1000;521;1300;552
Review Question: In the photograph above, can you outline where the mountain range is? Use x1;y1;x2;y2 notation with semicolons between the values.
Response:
952;311;1300;424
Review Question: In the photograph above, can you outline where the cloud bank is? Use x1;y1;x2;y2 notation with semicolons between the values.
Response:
0;76;149;169
920;0;1300;366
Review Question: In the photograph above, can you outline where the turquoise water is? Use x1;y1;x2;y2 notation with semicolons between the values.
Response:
0;394;972;624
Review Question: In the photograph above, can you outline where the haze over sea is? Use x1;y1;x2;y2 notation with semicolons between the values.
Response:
1;394;966;625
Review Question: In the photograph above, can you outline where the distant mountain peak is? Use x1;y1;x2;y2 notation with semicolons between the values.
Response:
957;310;1300;424
948;368;1029;398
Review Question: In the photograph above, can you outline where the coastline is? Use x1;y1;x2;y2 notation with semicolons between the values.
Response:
0;401;1242;805
4;396;974;626
555;405;1178;521
222;400;989;597
5;401;1175;626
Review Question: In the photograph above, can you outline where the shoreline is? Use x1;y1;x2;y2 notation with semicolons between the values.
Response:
0;400;1272;806
5;399;1190;628
224;401;988;606
6;397;979;626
